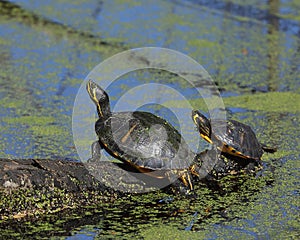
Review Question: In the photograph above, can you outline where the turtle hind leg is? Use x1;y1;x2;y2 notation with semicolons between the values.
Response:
167;178;193;196
165;171;194;196
177;172;197;196
87;141;102;163
261;143;277;153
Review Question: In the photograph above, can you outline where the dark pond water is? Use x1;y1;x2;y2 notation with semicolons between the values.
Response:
0;0;299;239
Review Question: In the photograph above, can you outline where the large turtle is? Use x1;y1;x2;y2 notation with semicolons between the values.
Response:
192;110;277;161
86;80;200;192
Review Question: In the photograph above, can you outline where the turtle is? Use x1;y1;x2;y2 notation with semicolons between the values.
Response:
191;110;277;161
86;80;201;192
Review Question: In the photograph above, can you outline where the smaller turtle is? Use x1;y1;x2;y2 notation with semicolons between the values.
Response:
192;110;276;161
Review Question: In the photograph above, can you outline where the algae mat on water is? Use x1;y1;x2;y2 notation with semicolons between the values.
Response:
224;92;300;113
166;92;300;114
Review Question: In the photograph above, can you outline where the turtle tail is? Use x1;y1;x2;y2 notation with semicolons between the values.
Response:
261;143;277;153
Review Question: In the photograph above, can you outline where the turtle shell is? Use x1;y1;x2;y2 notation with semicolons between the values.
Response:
95;111;195;171
210;119;264;160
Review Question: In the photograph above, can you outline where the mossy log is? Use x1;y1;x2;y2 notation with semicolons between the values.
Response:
0;154;261;220
0;158;155;220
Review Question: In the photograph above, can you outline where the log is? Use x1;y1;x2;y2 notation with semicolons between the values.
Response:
0;158;157;219
0;153;260;219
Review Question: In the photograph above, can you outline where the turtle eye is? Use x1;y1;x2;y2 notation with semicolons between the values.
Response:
99;95;106;102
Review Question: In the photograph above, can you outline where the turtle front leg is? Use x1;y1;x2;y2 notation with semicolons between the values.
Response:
87;141;102;163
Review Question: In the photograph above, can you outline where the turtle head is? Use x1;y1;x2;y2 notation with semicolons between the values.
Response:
86;80;111;118
192;110;213;144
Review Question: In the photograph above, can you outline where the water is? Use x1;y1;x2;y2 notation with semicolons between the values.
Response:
0;0;299;239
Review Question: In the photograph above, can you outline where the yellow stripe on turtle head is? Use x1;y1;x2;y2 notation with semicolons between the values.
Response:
192;113;199;125
87;81;103;117
221;144;248;159
200;133;213;144
192;111;212;142
95;100;103;118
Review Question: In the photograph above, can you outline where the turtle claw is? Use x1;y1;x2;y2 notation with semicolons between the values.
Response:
168;178;195;196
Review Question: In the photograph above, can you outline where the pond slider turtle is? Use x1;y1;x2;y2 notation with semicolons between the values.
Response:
192;110;276;160
86;80;200;192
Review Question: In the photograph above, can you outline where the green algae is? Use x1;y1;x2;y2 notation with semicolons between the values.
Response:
205;157;300;239
224;92;300;113
0;98;24;109
30;125;66;136
165;92;300;114
2;116;56;125
141;225;206;240
3;115;70;137
0;182;115;222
